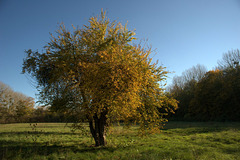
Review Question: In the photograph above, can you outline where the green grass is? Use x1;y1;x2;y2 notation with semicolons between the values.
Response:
0;122;239;160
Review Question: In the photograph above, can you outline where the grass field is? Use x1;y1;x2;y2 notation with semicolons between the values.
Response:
0;122;239;160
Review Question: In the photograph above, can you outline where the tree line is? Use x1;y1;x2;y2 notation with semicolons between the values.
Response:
168;49;240;121
1;50;239;124
0;81;72;123
0;81;34;123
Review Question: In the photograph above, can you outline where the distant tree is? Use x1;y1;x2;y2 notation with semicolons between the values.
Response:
168;50;240;121
0;82;15;123
15;94;35;122
30;106;61;122
0;82;8;123
31;106;47;122
168;64;207;94
0;81;35;123
183;64;207;82
22;11;177;146
223;66;240;120
189;66;240;121
189;70;224;121
168;64;207;120
0;82;13;107
217;49;240;70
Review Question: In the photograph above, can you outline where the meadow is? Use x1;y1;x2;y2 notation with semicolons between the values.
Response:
0;122;239;160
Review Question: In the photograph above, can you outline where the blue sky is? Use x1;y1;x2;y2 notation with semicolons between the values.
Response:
1;0;240;101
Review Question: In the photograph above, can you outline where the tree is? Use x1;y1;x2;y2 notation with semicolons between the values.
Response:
0;81;35;123
189;70;224;121
0;81;17;123
168;64;207;120
188;67;240;121
217;49;240;70
15;94;35;122
22;11;177;146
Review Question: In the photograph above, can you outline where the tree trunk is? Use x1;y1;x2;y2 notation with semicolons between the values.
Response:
89;112;107;146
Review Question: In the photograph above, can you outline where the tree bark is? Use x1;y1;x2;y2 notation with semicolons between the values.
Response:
89;112;107;146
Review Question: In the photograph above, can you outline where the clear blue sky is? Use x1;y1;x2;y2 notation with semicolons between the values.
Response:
1;0;240;101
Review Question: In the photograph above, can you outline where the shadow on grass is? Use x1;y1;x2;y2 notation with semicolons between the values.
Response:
0;131;80;136
0;139;117;159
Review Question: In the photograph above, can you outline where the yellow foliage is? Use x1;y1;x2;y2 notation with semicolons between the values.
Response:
23;10;177;135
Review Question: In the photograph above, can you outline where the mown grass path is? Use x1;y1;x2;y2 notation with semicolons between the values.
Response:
0;122;239;160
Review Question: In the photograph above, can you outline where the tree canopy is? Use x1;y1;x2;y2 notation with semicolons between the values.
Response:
217;49;240;70
168;50;240;121
22;11;177;146
0;81;35;123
